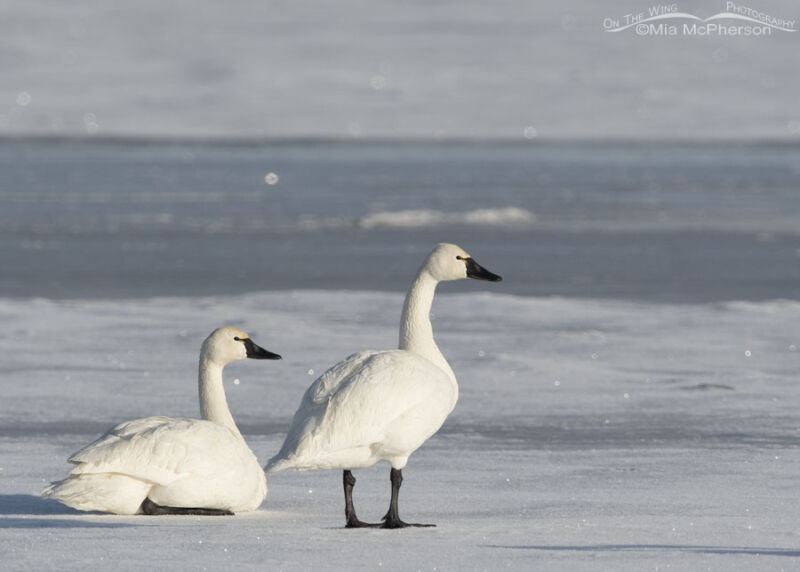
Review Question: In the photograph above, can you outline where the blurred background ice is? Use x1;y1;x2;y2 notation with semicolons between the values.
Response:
1;0;799;140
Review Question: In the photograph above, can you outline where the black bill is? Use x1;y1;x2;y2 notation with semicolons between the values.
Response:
465;258;502;282
243;338;282;360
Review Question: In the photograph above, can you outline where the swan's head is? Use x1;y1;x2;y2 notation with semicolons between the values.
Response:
201;326;282;364
423;243;503;283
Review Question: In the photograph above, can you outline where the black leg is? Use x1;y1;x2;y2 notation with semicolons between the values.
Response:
381;468;435;529
140;497;233;516
343;470;379;528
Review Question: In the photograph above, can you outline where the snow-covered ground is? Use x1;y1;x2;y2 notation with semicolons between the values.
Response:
2;290;799;570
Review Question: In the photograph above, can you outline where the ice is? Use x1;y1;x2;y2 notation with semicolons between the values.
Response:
357;207;535;229
2;290;800;569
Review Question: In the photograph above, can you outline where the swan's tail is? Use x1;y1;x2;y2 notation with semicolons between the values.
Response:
265;452;317;473
265;451;372;473
42;473;150;515
264;455;291;473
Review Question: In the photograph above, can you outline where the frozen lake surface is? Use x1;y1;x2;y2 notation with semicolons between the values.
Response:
2;290;800;570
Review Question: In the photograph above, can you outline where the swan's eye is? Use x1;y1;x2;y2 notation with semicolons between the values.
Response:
233;336;246;343
456;255;467;264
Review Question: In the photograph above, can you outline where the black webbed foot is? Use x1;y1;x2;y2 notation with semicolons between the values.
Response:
346;516;382;528
380;510;435;529
140;498;233;516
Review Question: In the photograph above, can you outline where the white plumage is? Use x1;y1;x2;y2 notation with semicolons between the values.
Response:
266;243;501;528
43;326;280;515
268;349;455;473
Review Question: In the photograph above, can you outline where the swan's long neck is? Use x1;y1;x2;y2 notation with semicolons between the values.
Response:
198;357;241;436
399;270;456;381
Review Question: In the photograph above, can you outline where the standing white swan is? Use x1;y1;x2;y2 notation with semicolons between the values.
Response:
266;243;501;528
42;326;281;515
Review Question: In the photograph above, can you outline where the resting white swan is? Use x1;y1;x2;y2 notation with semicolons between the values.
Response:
266;243;501;528
42;326;281;515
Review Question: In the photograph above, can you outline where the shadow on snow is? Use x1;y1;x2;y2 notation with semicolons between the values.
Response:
0;494;133;528
488;544;800;557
